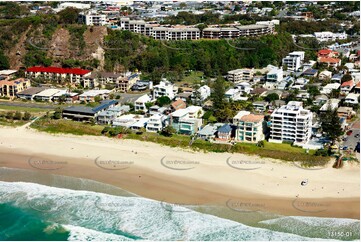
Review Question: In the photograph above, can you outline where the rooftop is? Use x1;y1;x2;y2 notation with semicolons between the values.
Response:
240;114;264;123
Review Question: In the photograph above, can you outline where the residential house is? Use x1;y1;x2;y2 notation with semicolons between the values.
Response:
153;81;176;99
317;49;339;58
318;70;333;80
313;94;329;106
79;90;112;102
265;66;283;89
197;123;221;140
171;99;186;111
331;73;343;83
253;101;269;112
318;57;341;69
134;94;152;113
16;87;47;100
192;85;211;102
235;82;253;94
302;68;318;77
337;106;354;119
33;89;65;102
146;113;168;132
235;114;264;143
344;93;360;104
170;108;202;135
340;80;355;94
63;100;118;122
113;114;144;128
216;124;232;141
320;83;340;94
186;106;204;119
0;78;31;98
319;99;340;112
97;105;130;125
269;101;312;144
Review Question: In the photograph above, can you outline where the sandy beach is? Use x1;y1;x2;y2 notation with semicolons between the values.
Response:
0;125;359;219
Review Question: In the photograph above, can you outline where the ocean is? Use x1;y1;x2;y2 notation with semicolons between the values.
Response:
0;167;359;241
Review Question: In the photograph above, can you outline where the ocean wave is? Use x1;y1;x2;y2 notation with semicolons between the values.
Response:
0;181;346;241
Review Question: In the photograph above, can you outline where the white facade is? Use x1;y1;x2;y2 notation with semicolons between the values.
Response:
146;113;168;132
344;93;360;104
227;69;254;83
282;51;305;71
153;81;175;99
81;13;107;26
193;85;211;101
134;94;152;112
314;31;347;42
265;66;283;89
269;101;312;144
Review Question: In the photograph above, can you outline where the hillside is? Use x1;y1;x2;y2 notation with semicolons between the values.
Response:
0;16;107;70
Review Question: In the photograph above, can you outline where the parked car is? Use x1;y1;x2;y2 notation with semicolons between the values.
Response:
342;137;348;141
342;146;348;150
354;134;359;138
347;130;353;136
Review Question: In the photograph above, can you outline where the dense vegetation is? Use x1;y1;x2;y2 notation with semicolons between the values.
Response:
104;30;295;79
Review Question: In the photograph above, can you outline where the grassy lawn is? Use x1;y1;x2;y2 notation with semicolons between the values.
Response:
177;71;204;86
0;105;51;113
0;119;28;127
30;118;104;136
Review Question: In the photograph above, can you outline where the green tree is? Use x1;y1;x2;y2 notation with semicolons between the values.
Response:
23;111;31;121
265;93;279;102
58;7;80;24
53;108;62;119
156;96;171;107
320;106;343;143
341;74;352;83
161;125;176;137
0;52;9;69
13;111;22;120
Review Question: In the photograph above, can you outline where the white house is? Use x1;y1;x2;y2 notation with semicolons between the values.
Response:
134;94;152;113
153;81;176;99
320;83;340;94
344;93;360;104
227;68;254;83
314;31;347;42
146;113;168;132
192;85;210;101
265;65;283;89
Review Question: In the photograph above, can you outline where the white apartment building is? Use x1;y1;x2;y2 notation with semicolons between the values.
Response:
227;68;254;83
269;101;312;144
153;81;175;99
134;94;152;113
344;93;360;105
282;51;305;71
80;13;107;26
314;31;347;42
146;113;168;132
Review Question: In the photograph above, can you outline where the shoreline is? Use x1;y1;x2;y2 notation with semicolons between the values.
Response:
0;126;359;219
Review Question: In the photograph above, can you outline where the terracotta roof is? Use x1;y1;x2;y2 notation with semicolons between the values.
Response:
341;80;354;87
240;114;264;122
318;49;332;55
171;99;186;110
26;66;91;75
356;81;360;88
318;57;340;64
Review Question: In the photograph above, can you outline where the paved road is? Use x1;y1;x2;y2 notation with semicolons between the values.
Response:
0;101;55;110
342;122;360;151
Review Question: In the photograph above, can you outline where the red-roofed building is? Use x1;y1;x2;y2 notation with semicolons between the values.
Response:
341;80;355;94
235;113;265;143
25;66;91;85
318;57;341;68
354;81;360;94
317;49;339;58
